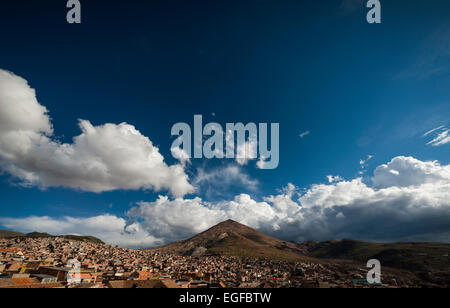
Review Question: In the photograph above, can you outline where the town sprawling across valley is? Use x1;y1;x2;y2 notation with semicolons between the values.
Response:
0;220;449;288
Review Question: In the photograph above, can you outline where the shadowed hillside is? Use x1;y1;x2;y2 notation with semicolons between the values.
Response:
298;239;450;273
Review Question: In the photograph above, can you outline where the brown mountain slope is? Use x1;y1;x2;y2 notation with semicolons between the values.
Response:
151;220;315;262
0;230;25;238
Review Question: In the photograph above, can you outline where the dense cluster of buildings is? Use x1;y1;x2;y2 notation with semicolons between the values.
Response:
0;237;422;288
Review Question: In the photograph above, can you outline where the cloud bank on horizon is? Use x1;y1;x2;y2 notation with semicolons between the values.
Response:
0;69;450;248
1;155;450;248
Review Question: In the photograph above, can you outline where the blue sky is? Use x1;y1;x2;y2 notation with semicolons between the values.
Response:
0;0;449;247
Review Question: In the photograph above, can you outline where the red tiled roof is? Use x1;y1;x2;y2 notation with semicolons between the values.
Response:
12;278;38;285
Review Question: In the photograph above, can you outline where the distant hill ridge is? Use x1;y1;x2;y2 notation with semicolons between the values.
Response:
0;229;103;244
297;239;450;273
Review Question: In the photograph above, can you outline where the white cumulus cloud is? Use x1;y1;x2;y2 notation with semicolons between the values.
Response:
326;175;344;183
0;69;194;197
372;156;450;188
